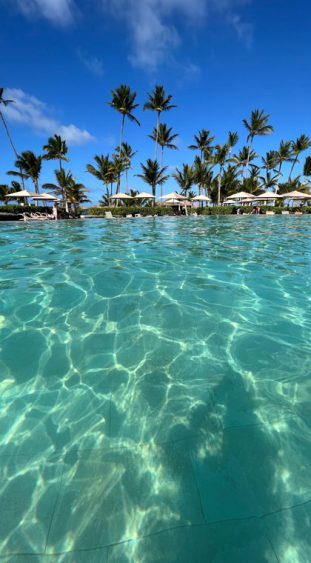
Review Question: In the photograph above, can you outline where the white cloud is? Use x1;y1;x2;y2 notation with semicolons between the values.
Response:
2;89;95;146
77;50;105;77
11;0;76;26
101;0;252;70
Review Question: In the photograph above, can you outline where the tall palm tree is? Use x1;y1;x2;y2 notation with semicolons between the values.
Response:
303;156;311;185
143;85;176;160
243;109;273;176
288;135;311;182
189;129;215;163
173;164;194;197
149;123;178;172
109;85;140;155
8;151;42;194
115;142;137;193
110;154;127;195
42;134;69;172
259;171;279;192
86;154;113;195
136;159;169;204
213;144;230;205
0;88;25;189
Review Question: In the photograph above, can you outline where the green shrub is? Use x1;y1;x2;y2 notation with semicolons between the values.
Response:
209;206;234;215
87;206;174;217
0;204;49;214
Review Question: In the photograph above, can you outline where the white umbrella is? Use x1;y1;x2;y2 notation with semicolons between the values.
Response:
32;193;59;201
5;189;37;198
191;195;211;202
164;199;191;206
226;191;256;200
134;192;156;199
109;193;133;200
255;192;281;200
280;190;310;200
159;192;187;200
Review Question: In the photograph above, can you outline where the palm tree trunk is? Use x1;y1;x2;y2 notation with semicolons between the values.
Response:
244;138;253;179
217;172;221;205
120;114;125;155
289;156;298;183
125;168;128;194
155;112;160;161
0;111;25;190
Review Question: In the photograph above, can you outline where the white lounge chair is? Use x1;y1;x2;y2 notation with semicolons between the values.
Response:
105;211;113;219
265;211;275;216
281;211;289;215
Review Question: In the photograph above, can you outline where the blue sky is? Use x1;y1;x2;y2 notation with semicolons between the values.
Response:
1;0;311;202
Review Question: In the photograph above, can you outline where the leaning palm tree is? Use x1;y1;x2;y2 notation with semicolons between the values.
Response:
42;134;69;172
143;85;176;160
86;154;112;195
0;88;25;188
8;151;42;194
189;129;215;163
173;164;194;197
288;135;311;182
149;123;178;169
243;109;273;175
109;85;140;154
136;159;169;204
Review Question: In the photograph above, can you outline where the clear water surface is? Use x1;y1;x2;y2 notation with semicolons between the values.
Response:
0;216;310;562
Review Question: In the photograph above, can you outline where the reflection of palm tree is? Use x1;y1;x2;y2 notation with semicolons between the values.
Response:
173;164;194;197
0;88;25;189
8;151;42;194
109;85;140;155
144;85;176;160
243;109;273;176
288;135;311;182
43;134;69;172
136;159;169;204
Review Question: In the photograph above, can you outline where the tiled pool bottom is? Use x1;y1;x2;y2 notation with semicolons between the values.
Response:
0;217;311;561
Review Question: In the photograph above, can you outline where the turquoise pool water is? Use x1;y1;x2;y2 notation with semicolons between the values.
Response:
0;216;310;562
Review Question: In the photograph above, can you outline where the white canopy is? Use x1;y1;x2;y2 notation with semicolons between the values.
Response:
226;191;256;200
134;192;155;199
164;199;191;206
255;191;281;200
109;193;133;200
191;195;211;202
159;192;187;200
280;190;310;200
32;193;59;201
5;190;37;198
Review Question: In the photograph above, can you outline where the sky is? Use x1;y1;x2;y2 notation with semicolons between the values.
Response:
1;0;311;203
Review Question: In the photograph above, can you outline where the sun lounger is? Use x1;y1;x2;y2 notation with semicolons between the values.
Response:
134;214;142;217
294;211;303;215
281;211;289;215
126;214;133;218
265;211;275;215
105;211;113;219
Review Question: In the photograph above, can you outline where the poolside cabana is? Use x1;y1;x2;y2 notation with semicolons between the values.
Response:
191;195;211;207
226;191;256;201
109;193;133;207
32;193;59;203
159;192;187;202
134;192;155;200
280;190;310;203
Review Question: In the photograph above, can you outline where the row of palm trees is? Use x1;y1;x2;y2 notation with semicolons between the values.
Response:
1;85;311;209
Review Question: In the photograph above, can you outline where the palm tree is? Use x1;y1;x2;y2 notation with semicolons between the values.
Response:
8;151;42;194
261;150;279;179
303;156;311;186
67;181;90;215
243;109;273;176
110;154;127;195
232;146;258;178
136;159;169;204
193;156;213;196
86;154;112;195
288;135;311;182
109;85;140;155
143;85;176;160
213;144;230;205
0;88;25;189
115;142;137;193
276;140;294;176
243;165;261;194
149;123;178;169
43;169;73;209
43;134;69;172
173;164;194;197
189;129;215;163
259;171;279;192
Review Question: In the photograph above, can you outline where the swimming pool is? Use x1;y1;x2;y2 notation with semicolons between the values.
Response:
0;216;310;561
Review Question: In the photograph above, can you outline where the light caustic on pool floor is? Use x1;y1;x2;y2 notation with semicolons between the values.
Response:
0;216;311;561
